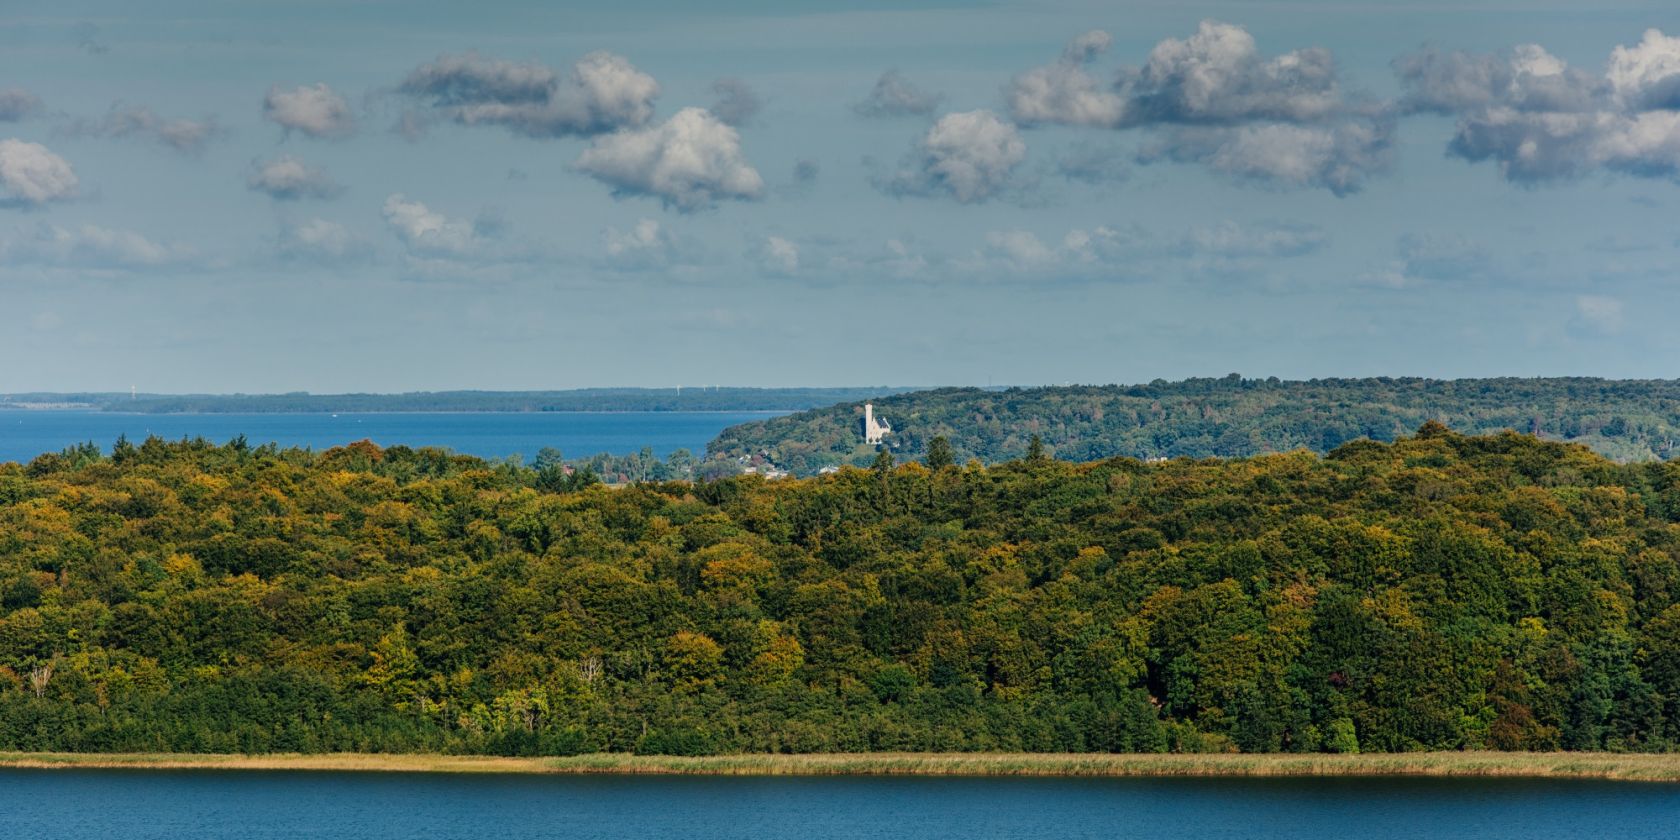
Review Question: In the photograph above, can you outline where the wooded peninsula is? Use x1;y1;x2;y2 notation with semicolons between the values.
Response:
3;425;1679;757
710;377;1680;474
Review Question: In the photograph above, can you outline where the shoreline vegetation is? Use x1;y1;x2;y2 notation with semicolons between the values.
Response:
3;752;1680;781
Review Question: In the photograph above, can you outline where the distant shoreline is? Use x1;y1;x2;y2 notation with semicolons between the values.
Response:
0;408;792;416
3;752;1678;782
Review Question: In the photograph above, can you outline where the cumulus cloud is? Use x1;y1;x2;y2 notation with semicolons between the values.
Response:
854;70;943;118
278;218;373;262
247;155;343;200
1007;30;1126;128
0;89;43;122
1139;118;1394;196
65;105;221;154
709;78;762;127
1126;22;1344;125
574;107;764;211
0;139;78;208
882;109;1027;203
1396;30;1680;183
397;50;658;139
1008;22;1391;194
755;235;800;275
1;223;192;270
382;194;483;257
263;83;356;139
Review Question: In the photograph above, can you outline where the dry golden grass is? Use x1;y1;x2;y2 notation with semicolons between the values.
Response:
2;751;1679;781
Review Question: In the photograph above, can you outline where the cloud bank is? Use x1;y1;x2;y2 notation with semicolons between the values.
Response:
1396;29;1680;183
1007;21;1393;195
398;50;659;139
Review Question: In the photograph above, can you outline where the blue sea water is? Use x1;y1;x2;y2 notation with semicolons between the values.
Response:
0;771;1675;840
0;410;784;465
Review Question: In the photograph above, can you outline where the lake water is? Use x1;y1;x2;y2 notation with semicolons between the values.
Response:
0;772;1675;839
0;410;786;465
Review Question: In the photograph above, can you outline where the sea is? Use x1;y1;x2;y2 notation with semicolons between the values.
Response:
0;410;786;465
0;772;1674;840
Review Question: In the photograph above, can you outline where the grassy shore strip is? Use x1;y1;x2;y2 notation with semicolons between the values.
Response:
3;752;1680;781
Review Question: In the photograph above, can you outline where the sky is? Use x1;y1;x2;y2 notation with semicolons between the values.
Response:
2;0;1680;393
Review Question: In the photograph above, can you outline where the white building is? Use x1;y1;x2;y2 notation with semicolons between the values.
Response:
863;402;892;445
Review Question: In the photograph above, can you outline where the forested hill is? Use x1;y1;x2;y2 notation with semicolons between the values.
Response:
708;377;1680;475
3;428;1680;755
0;387;918;414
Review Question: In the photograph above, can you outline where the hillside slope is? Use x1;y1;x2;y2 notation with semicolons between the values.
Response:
707;377;1680;475
3;429;1680;754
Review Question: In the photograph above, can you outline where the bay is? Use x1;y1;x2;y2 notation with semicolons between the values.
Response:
0;410;786;465
0;772;1676;840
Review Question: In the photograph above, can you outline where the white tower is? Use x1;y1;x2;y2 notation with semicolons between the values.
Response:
863;402;892;445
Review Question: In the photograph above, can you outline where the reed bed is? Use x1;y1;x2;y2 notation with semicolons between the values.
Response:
3;751;1680;781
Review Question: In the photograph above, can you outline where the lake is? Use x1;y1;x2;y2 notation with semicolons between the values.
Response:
0;410;787;465
0;772;1675;839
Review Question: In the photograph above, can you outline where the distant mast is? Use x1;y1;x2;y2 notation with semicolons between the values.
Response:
863;402;892;445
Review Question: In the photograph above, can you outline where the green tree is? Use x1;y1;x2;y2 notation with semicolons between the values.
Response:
925;436;954;470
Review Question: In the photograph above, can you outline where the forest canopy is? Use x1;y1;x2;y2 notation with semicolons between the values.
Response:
708;376;1680;475
2;427;1680;756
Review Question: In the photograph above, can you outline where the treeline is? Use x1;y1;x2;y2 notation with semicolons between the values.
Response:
0;387;918;415
3;427;1680;756
708;376;1680;475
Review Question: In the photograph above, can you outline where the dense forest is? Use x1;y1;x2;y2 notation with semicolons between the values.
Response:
0;387;915;414
3;426;1680;756
709;377;1680;475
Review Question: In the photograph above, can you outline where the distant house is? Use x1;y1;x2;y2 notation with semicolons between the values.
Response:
863;402;892;445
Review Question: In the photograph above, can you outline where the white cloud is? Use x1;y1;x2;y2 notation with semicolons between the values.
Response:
66;105;220;154
1608;29;1680;111
0;139;78;207
1397;30;1680;183
968;220;1328;278
1008;23;1390;195
984;229;1059;270
756;235;799;275
883;109;1027;203
263;83;356;139
247;155;343;200
855;70;943;118
381;194;481;257
278;218;371;262
606;218;667;257
574;107;764;211
1007;30;1126;128
1;223;193;270
1140;119;1394;196
398;50;658;138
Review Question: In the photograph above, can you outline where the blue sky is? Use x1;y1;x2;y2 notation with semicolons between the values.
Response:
2;0;1679;392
